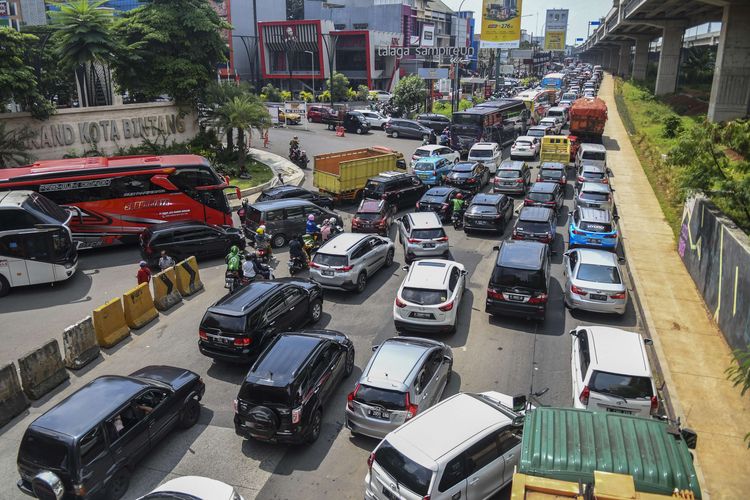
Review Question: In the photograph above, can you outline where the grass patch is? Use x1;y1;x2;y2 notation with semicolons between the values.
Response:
229;159;273;189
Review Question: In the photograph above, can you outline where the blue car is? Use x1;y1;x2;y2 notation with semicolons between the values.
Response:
568;207;619;251
413;157;453;186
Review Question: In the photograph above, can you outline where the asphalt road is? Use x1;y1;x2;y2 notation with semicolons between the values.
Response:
0;121;645;500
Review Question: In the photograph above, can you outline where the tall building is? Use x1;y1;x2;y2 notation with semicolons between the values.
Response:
1;0;23;30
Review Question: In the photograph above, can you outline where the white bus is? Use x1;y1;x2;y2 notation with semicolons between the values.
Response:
0;191;79;296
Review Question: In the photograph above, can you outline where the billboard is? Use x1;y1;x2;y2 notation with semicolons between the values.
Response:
0;1;9;17
544;9;568;51
421;24;435;47
479;0;523;49
418;68;449;80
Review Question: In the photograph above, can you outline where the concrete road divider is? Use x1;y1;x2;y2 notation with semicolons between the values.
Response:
93;297;130;348
62;316;101;370
18;339;69;400
0;363;29;427
123;282;159;329
153;266;182;311
175;256;204;296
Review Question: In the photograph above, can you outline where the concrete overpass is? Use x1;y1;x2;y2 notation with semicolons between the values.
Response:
576;0;750;122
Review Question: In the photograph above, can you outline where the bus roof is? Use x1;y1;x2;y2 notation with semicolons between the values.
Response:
543;72;565;79
0;155;210;182
515;89;554;100
474;99;526;111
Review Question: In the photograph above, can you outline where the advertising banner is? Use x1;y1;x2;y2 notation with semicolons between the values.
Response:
0;1;9;16
418;68;449;80
421;24;435;47
479;0;523;49
544;9;568;51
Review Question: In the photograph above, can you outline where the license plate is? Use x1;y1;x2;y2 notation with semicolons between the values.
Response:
606;407;630;414
224;279;233;288
368;409;391;420
322;270;334;276
475;220;487;225
507;294;526;302
422;243;435;248
590;293;607;301
210;335;232;345
411;312;434;319
382;487;396;500
587;238;600;244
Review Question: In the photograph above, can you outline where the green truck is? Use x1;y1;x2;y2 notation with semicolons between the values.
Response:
312;147;405;203
511;407;701;500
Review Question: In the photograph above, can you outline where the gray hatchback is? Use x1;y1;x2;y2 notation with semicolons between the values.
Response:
345;337;452;439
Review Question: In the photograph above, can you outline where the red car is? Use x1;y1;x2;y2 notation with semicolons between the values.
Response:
308;105;334;123
351;199;395;236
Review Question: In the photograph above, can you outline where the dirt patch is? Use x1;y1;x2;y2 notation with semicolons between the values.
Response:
724;148;746;162
662;94;709;116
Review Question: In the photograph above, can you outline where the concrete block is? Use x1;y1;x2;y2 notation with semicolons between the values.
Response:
18;339;69;400
0;363;29;427
62;316;101;370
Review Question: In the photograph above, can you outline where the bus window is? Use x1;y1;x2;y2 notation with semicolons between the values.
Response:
25;193;69;224
23;233;52;261
0;235;25;259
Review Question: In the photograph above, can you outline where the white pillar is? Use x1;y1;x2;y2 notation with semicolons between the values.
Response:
708;1;750;122
655;23;685;95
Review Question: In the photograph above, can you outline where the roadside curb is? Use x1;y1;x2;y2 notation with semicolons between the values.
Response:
228;148;305;206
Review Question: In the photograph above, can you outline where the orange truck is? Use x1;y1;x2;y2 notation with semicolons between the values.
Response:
568;97;608;143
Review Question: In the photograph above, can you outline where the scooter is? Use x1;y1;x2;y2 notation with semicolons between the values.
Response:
288;256;309;276
289;148;309;169
452;210;464;230
225;270;241;294
302;232;320;255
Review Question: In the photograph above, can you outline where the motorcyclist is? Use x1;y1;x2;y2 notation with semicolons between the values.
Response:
289;235;308;263
254;226;273;259
290;136;299;151
451;192;466;219
242;252;257;281
328;217;341;237
320;219;332;242
305;214;318;236
225;245;242;283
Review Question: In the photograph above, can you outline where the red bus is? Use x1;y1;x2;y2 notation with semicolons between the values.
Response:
0;155;239;249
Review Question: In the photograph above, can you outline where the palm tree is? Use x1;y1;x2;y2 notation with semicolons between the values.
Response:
49;0;117;107
213;94;271;173
201;82;254;151
0;123;36;169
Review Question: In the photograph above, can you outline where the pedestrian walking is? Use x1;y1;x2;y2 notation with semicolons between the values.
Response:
137;261;152;285
158;250;175;271
263;129;270;148
277;172;284;185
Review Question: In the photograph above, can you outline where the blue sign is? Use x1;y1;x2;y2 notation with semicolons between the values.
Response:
590;21;601;26
576;38;584;42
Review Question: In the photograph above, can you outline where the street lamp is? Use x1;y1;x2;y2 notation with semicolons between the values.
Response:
321;2;345;80
304;49;314;131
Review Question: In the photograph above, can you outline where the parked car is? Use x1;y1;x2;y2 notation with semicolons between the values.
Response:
575;182;614;211
511;206;556;245
363;171;427;210
570;326;658;417
340;111;371;134
563;248;627;315
397;212;449;263
310;233;394;292
351;199;395;235
444;161;489;193
370;90;392;102
537;162;567;185
568;207;619;251
486;240;551;320
524;182;564;212
17;366;205;500
307;105;334;123
244;199;342;248
463;193;514;234
356;110;390;129
416;186;462;222
138;476;244;500
364;391;527;500
510;136;540;160
139;221;244;268
416;113;452;135
410;144;460;167
413;156;454;187
346;337;453;438
198;279;323;363
467;142;502;173
394;259;466;334
384;119;435;141
234;330;354;444
575;164;608;187
257;185;334;209
493;159;532;194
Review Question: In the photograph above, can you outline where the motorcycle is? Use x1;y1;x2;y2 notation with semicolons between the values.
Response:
302;232;320;255
225;270;241;294
289;147;309;169
288;256;309;276
452;210;464;230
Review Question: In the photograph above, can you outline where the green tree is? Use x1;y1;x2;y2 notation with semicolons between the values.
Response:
393;74;427;116
111;0;231;106
0;123;36;169
327;72;350;103
355;85;370;102
201;81;254;151
0;27;54;119
22;25;77;108
726;346;750;447
211;94;270;173
49;0;117;107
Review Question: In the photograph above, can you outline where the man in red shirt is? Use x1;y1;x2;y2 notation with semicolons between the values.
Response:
137;261;152;285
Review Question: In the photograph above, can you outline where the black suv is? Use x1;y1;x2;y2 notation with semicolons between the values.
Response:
17;366;204;500
524;182;564;213
341;111;371;134
444;161;490;193
234;330;354;444
140;221;244;268
416;113;451;135
199;279;323;363
512;206;556;245
463;193;514;234
416;186;462;222
257;185;334;209
486;240;551;320
363;171;427;210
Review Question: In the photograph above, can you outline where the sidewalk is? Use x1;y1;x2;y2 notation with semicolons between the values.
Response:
599;74;750;499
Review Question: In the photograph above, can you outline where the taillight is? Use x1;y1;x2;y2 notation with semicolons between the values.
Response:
572;229;586;235
292;406;303;424
579;386;590;405
516;178;524;183
441;203;449;210
408;238;419;243
395;297;406;308
542;233;553;243
467;178;476;183
145;245;153;255
233;337;252;347
561;176;567;183
416;202;421;209
604;232;618;238
435;236;449;242
347;383;360;411
340;265;353;272
199;329;208;340
571;285;588;296
577;176;585;183
610;291;627;299
367;452;375;470
650;395;659;413
528;293;548;304
487;288;504;300
412;155;419;160
405;393;418;420
438;301;454;312
233;399;238;413
602;178;609;184
536;176;542;182
524;199;533;205
381;194;388;200
309;261;320;268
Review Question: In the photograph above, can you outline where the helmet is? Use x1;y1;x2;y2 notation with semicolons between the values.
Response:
245;251;256;260
139;260;147;267
256;227;264;235
259;224;266;231
456;193;464;199
230;245;239;254
293;136;298;140
308;214;315;221
329;217;337;225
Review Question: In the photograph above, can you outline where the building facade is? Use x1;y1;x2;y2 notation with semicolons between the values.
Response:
1;0;22;30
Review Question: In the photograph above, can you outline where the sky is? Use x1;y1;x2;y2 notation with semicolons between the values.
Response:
445;0;613;46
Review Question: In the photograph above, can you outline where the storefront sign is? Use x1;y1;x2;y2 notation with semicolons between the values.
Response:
376;46;474;59
421;24;435;47
418;68;449;80
480;0;523;49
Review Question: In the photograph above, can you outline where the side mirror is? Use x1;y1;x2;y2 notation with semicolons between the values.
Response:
613;215;620;221
492;245;500;251
681;428;698;449
618;257;626;264
514;209;520;214
401;265;410;271
460;269;468;276
569;329;579;337
512;394;527;412
443;355;452;363
371;344;380;352
644;338;654;346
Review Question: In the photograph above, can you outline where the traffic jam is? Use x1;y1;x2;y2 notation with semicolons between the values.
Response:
2;63;701;500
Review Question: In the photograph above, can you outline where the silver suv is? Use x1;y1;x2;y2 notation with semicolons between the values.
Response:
397;212;449;263
310;233;394;293
345;337;452;439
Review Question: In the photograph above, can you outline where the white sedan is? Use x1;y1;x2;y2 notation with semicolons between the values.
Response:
357;109;390;129
139;476;244;500
510;136;540;160
410;144;460;167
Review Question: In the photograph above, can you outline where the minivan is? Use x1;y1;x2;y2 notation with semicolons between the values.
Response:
397;212;449;263
310;233;395;292
244;199;342;248
486;240;551;320
575;143;607;169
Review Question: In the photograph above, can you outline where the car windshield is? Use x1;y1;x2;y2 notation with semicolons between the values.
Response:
414;162;439;172
491;266;546;291
364;181;384;194
528;192;553;202
516;221;551;233
576;263;621;283
583;151;606;161
201;312;246;334
374;440;432;497
498;170;521;179
581;192;609;202
470;149;493;158
19;433;70;472
401;287;447;305
589;370;653;399
313;253;348;267
411;228;445;240
540;169;563;179
421;195;448;204
583;170;605;180
355;385;406;410
527;130;545;138
579;221;612;232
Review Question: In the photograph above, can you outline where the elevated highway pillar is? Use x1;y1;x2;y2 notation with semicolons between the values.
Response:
608;47;619;73
655;22;686;95
617;42;633;78
631;35;651;81
708;1;750;122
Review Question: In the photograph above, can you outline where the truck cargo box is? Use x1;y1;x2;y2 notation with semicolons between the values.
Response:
569;98;608;142
313;148;399;202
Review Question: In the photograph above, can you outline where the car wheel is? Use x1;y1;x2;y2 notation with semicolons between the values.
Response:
385;249;394;266
344;347;355;377
454;158;459;164
308;408;323;443
178;398;201;429
106;469;131;500
309;299;323;323
271;233;287;248
0;276;9;298
392;131;399;138
357;127;363;135
356;272;367;293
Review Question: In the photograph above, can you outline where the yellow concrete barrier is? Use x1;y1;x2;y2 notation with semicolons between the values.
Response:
123;283;159;329
152;266;182;311
175;256;204;296
92;297;130;348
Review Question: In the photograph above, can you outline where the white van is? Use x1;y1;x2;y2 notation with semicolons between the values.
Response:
467;142;502;174
575;143;607;169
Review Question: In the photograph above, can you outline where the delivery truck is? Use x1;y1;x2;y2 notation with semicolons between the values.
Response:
313;148;405;203
568;97;608;143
